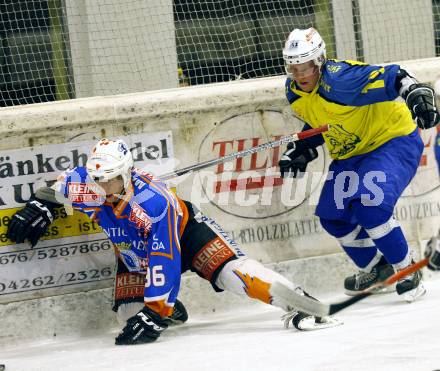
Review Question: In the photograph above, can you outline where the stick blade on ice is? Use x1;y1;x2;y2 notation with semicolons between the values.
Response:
270;282;330;317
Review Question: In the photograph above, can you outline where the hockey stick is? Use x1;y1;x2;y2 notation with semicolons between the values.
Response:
270;258;429;318
160;125;329;181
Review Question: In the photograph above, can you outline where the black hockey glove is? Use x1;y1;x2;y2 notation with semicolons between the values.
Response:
425;231;440;271
404;84;439;129
6;198;55;247
278;141;318;178
115;305;169;345
164;299;189;325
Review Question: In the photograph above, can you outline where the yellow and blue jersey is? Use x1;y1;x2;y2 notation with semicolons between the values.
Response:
285;59;416;159
56;167;187;317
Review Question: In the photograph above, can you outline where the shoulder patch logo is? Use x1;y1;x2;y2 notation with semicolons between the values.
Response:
327;65;341;73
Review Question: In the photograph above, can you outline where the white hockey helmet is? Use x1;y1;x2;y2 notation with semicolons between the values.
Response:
86;138;133;189
282;28;326;75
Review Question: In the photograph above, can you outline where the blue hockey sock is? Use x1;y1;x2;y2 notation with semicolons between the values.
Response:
341;228;381;270
320;218;380;270
352;201;410;269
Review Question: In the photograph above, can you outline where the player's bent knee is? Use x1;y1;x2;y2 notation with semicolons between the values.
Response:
319;218;339;236
319;217;356;238
215;258;272;303
215;258;300;305
351;200;394;229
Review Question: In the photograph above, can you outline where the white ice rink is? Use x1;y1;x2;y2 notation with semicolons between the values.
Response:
2;280;440;371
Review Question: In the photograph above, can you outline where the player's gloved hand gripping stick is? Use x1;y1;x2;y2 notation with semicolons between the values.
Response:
160;125;329;181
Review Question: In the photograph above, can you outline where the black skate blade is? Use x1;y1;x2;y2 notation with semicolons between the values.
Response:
344;284;395;296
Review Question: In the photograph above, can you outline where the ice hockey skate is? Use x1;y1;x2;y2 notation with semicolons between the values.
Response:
396;269;426;302
274;288;343;330
281;310;343;331
344;256;395;295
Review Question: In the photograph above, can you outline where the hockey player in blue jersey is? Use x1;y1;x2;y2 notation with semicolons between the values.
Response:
278;28;439;302
6;138;341;345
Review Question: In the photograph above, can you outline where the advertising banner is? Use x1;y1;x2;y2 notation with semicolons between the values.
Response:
0;131;174;303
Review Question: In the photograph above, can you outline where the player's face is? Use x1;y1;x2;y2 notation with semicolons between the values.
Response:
95;175;124;202
288;61;320;92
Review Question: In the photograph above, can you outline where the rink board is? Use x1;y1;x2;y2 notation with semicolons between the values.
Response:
0;58;438;318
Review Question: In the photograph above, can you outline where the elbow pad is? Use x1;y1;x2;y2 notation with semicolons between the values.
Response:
396;69;439;129
395;68;418;98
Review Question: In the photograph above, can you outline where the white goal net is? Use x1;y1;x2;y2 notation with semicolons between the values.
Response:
0;0;439;106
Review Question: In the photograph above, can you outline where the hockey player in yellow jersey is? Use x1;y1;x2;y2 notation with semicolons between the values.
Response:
278;28;439;302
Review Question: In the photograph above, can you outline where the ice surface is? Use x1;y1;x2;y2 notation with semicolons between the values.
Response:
2;280;440;371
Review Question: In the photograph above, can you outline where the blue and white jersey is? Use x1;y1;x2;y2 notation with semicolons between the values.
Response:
55;166;185;317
